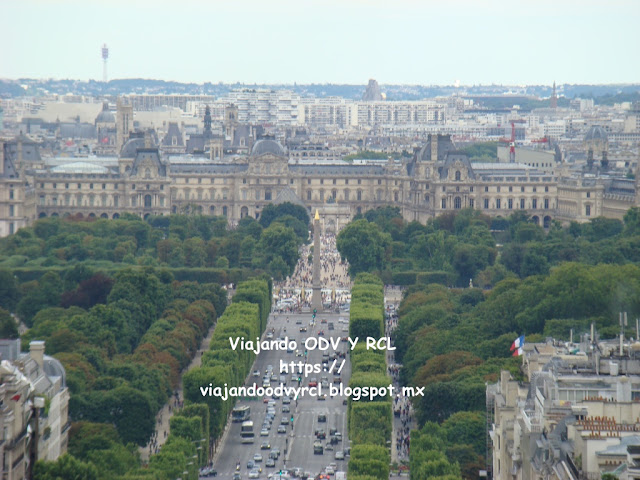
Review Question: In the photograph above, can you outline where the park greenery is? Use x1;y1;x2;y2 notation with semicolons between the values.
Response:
336;205;640;479
0;210;297;479
347;273;392;480
0;202;308;286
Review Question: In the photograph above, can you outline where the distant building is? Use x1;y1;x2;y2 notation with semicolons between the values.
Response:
1;107;639;238
489;332;640;480
0;339;70;479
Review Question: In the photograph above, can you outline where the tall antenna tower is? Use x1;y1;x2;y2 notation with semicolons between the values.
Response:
101;44;109;83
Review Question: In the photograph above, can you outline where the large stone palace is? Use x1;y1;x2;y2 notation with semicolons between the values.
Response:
1;110;639;237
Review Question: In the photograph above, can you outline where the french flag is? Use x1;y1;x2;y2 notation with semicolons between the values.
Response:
510;335;525;356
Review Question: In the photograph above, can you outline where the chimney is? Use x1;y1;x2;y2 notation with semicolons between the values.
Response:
30;340;45;369
430;134;438;161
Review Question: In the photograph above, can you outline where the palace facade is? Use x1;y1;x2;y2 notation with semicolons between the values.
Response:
1;126;639;237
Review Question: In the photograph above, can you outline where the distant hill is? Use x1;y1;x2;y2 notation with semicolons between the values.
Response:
1;78;638;103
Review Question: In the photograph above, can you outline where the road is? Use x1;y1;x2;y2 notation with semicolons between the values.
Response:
210;311;351;479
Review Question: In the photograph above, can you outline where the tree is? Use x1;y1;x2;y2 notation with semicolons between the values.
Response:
337;219;391;275
0;308;18;338
34;454;99;480
0;269;19;311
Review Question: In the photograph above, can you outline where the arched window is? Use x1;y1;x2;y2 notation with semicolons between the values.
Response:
455;170;461;181
454;197;461;209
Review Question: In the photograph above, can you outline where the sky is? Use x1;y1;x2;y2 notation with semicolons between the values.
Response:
1;0;639;85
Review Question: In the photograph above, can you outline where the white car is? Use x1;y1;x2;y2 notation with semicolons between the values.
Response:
254;453;263;462
325;465;335;475
253;370;261;377
260;428;269;436
335;451;344;460
249;469;261;478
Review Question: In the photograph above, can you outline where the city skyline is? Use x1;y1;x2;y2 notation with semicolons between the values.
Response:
2;0;639;86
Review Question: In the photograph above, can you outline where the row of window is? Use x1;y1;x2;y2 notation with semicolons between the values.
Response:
441;197;552;210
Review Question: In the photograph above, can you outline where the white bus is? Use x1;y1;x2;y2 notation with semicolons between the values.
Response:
240;421;255;444
232;405;251;422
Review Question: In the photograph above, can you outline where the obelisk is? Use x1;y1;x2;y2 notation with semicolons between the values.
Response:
311;209;323;311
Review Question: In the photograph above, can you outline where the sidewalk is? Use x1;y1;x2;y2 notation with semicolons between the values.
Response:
385;287;416;465
139;317;218;462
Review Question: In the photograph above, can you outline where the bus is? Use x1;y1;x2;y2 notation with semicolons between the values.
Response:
240;421;255;444
232;405;251;423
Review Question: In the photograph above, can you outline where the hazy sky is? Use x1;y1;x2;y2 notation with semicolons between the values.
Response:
2;0;639;85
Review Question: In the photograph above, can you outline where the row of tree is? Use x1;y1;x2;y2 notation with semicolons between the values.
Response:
0;202;309;280
183;277;272;439
348;274;392;480
336;206;640;288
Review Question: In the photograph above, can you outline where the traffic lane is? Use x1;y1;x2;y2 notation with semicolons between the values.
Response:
288;313;351;475
214;315;291;477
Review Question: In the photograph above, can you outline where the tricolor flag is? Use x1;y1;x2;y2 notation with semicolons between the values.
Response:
510;335;525;356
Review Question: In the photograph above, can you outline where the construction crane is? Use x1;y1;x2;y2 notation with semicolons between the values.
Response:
499;120;526;162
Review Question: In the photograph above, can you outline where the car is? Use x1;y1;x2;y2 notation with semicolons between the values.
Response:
262;380;271;388
318;394;327;401
260;428;269;436
341;336;348;342
272;392;280;400
329;462;337;470
321;318;327;324
335;451;345;460
263;396;270;403
333;376;341;384
325;465;335;475
266;458;276;467
325;443;334;451
266;332;274;339
317;330;325;336
282;396;291;404
328;323;334;330
318;414;327;423
200;467;218;477
315;429;326;439
280;375;287;384
247;460;256;469
253;370;261;377
254;453;263;462
335;431;342;440
271;374;278;382
271;448;280;457
268;400;276;407
277;425;287;433
291;374;298;382
261;441;271;450
293;468;304;477
281;417;289;425
295;350;303;357
309;378;318;387
282;405;290;413
300;326;307;332
249;468;260;478
233;473;242;480
329;428;338;435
